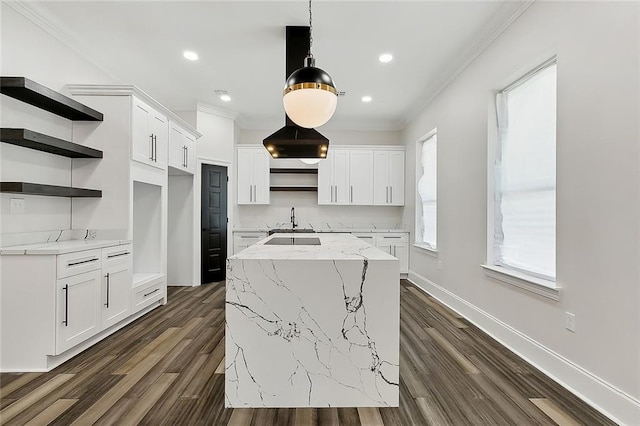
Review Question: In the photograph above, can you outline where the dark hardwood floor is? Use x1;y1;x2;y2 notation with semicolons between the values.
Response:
0;280;615;425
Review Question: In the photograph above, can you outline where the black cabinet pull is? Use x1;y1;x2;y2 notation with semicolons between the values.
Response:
62;284;69;326
105;273;110;308
67;257;99;267
107;251;130;259
143;288;160;297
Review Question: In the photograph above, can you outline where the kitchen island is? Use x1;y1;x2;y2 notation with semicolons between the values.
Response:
225;233;399;407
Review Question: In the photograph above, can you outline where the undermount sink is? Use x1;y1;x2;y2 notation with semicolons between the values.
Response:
268;228;315;235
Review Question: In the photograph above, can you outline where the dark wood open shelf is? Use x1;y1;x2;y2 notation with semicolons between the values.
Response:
270;168;318;174
1;128;103;158
0;182;102;198
270;186;318;192
0;77;103;121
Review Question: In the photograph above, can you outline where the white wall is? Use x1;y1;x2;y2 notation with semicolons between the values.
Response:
0;5;117;242
235;128;405;228
402;2;639;423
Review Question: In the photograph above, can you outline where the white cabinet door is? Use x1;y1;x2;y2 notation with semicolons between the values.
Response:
168;123;185;170
132;97;167;170
349;151;373;205
233;232;268;254
151;110;168;170
56;269;102;354
333;150;350;205
132;98;153;166
393;241;409;273
317;153;333;205
169;123;196;174
102;262;132;329
319;149;351;205
373;150;405;206
373;151;390;205
388;151;405;206
253;150;270;204
237;148;270;205
102;245;132;329
185;133;196;174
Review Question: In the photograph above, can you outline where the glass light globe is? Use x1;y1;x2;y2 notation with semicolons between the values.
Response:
300;158;321;165
283;88;337;128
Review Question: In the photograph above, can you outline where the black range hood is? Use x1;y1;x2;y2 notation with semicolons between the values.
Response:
263;26;329;159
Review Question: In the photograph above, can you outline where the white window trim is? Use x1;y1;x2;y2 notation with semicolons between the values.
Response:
486;57;558;296
415;128;438;249
481;264;560;301
413;243;438;257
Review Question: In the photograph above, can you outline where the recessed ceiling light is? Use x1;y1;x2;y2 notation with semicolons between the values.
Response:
362;96;372;103
183;51;198;61
220;94;231;102
378;53;393;63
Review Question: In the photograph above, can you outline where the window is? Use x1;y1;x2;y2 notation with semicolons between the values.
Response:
416;132;437;250
492;59;556;282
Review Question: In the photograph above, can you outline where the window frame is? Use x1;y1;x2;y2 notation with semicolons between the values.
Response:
414;128;438;253
484;57;560;299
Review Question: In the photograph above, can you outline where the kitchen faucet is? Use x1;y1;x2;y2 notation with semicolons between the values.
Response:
291;207;297;229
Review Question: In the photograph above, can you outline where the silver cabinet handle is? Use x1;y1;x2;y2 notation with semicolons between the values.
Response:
62;284;69;326
350;185;353;203
105;273;110;308
149;135;154;160
185;146;188;168
390;186;393;204
249;185;252;202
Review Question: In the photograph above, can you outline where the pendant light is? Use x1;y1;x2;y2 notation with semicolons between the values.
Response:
283;0;337;129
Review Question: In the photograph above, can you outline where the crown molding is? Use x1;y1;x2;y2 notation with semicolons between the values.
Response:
400;0;536;129
4;1;120;83
68;84;201;138
196;103;239;121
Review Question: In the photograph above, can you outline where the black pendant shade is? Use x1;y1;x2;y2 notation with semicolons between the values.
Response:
263;26;330;159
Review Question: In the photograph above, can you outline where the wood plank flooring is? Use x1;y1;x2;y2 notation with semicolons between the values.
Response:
0;280;615;425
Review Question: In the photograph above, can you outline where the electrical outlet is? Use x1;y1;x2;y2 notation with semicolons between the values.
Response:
87;229;97;240
10;198;25;214
437;260;443;271
565;312;576;332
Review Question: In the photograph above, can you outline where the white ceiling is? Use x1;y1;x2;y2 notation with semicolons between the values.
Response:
15;1;528;131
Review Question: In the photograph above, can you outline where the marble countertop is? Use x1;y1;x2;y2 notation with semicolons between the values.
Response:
0;239;131;255
230;232;397;261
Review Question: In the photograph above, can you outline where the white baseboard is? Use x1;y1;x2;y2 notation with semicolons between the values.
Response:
407;271;640;426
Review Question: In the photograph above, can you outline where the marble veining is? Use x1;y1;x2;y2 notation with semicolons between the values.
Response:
226;233;399;407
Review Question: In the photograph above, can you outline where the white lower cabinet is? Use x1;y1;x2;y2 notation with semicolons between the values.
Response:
56;269;103;354
234;232;268;254
0;242;147;371
376;233;409;274
101;245;133;329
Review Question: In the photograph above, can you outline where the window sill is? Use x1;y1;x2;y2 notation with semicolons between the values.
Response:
481;264;560;301
413;244;438;257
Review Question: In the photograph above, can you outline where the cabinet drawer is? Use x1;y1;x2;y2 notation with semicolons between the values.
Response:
102;244;132;268
133;277;164;311
377;233;409;243
57;249;102;279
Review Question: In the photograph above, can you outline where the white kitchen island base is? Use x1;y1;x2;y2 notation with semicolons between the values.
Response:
225;233;399;407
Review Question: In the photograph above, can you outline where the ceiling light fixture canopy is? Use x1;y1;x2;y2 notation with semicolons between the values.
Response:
282;0;337;129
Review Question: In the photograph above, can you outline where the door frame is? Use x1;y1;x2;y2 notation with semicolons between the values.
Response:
195;157;232;286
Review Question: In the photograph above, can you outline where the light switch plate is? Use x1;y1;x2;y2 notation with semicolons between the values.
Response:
10;198;25;214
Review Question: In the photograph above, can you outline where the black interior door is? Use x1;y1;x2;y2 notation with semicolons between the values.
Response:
201;164;227;283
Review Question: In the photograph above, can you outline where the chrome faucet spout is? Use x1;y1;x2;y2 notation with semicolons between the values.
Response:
291;207;297;229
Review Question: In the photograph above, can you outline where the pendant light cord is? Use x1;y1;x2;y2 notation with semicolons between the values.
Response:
308;0;313;58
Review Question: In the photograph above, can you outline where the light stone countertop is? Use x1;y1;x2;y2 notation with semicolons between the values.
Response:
230;232;397;261
0;239;131;255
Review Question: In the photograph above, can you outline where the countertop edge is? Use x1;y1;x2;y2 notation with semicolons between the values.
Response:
0;239;131;255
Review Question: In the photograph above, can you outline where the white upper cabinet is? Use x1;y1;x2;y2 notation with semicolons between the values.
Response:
318;149;350;205
132;97;167;170
348;150;374;205
168;121;196;174
374;150;405;206
237;147;270;205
